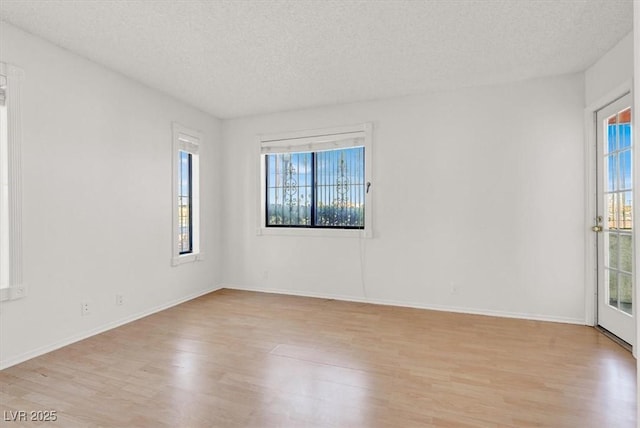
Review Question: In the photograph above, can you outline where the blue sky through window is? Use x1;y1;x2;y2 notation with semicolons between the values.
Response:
605;123;632;192
605;121;633;231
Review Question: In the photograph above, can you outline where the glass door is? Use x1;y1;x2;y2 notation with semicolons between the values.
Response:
596;93;634;344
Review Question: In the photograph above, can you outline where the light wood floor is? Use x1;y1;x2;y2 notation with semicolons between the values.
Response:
0;289;636;427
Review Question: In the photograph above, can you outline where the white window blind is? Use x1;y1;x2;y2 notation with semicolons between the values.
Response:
176;135;200;154
260;132;365;154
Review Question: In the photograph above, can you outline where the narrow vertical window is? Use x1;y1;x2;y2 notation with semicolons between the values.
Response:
172;123;201;266
178;151;193;254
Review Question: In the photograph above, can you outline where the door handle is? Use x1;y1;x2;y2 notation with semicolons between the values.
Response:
592;215;603;232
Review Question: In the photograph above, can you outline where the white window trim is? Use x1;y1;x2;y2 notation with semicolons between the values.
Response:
258;123;373;238
171;123;203;266
0;62;25;302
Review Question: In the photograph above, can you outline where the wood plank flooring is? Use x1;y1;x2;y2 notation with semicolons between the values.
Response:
0;289;636;427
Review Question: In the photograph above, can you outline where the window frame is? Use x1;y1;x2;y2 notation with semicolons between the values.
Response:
172;123;203;266
0;62;25;302
258;123;373;238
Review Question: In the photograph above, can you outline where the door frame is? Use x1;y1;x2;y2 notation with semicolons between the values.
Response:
584;80;635;355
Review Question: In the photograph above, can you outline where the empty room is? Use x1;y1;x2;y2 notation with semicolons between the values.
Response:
0;0;638;426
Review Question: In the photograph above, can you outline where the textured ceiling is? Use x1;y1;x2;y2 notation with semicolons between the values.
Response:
0;0;634;119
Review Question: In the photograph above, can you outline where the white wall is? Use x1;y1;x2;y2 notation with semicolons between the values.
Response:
222;73;586;323
585;31;634;108
0;22;223;368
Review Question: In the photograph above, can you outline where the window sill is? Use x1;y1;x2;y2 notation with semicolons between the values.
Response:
258;227;371;238
0;285;26;302
171;252;205;266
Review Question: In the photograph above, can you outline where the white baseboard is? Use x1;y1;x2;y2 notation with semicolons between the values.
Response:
0;285;222;370
221;284;586;326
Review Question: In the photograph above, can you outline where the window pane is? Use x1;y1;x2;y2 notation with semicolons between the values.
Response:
178;151;192;253
606;115;617;154
621;191;632;230
619;273;632;315
605;154;616;191
619;109;632;149
265;146;366;230
266;153;312;226
608;270;618;308
606;193;618;230
619;150;632;190
606;233;618;270
315;147;365;228
619;233;632;273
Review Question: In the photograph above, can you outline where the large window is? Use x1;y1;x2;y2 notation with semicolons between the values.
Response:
266;147;365;228
172;123;201;266
260;124;372;237
0;62;24;301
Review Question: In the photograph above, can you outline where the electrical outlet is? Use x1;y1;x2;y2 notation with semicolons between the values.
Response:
81;301;91;316
116;294;124;306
